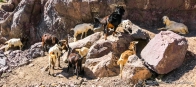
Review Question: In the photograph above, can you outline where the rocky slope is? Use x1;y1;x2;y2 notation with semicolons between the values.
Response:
0;0;196;45
0;0;196;87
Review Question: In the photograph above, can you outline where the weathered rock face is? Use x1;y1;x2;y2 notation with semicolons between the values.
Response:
1;0;21;12
84;52;119;79
1;0;196;45
141;31;188;74
0;0;42;45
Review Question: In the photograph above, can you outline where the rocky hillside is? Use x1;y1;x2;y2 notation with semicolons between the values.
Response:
0;0;196;87
0;0;196;45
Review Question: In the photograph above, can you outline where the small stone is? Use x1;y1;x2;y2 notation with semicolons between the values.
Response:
28;64;34;67
57;74;64;78
50;83;58;87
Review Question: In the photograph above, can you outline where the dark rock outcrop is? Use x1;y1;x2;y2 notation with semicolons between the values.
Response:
141;31;188;74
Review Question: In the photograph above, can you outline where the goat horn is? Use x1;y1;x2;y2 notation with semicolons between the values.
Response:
60;40;67;42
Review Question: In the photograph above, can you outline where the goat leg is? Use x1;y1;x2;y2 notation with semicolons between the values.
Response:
67;62;70;72
104;24;108;40
57;56;61;69
85;31;87;38
76;66;79;79
120;64;123;79
81;32;84;39
48;64;51;75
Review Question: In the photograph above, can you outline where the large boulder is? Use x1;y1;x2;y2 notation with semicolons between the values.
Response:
69;32;102;50
84;52;119;79
141;31;188;74
122;55;152;85
84;34;134;79
87;33;134;59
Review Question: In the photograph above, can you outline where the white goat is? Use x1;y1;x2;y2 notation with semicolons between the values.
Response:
5;38;23;51
48;44;62;76
72;23;94;42
75;47;89;64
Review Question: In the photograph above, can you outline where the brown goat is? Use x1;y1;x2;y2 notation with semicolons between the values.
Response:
67;50;83;79
117;41;138;79
41;33;59;52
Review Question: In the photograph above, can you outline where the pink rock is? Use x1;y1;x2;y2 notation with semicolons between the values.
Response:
141;31;188;74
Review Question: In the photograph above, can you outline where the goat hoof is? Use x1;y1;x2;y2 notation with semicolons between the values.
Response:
58;66;62;69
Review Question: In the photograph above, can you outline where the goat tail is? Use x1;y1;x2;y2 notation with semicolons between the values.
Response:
49;52;56;58
70;28;74;30
117;55;123;65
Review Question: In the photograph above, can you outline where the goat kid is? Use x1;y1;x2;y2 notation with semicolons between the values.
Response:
117;41;138;79
72;23;94;42
67;51;83;79
5;38;23;51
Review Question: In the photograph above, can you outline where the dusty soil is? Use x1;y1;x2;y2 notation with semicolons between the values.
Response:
0;55;127;87
0;37;196;87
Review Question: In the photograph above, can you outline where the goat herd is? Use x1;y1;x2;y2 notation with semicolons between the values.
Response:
3;5;189;81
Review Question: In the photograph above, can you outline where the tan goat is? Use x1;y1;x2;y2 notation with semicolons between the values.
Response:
75;47;89;64
158;16;189;34
117;41;138;79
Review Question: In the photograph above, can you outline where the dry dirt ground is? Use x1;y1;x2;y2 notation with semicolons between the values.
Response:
0;54;128;87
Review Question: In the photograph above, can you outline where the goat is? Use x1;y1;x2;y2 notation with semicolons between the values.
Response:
120;19;133;34
41;33;59;52
72;23;94;42
48;40;69;76
117;41;138;79
131;67;152;87
67;50;83;79
75;47;89;64
158;16;189;34
94;6;125;40
5;38;23;51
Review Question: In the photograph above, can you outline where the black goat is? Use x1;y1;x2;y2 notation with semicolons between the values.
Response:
94;6;125;40
67;51;83;79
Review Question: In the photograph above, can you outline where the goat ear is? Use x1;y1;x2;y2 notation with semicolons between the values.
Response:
134;41;139;44
75;49;79;51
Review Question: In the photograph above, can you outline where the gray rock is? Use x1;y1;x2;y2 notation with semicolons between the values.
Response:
0;58;6;66
0;66;8;72
141;31;188;74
